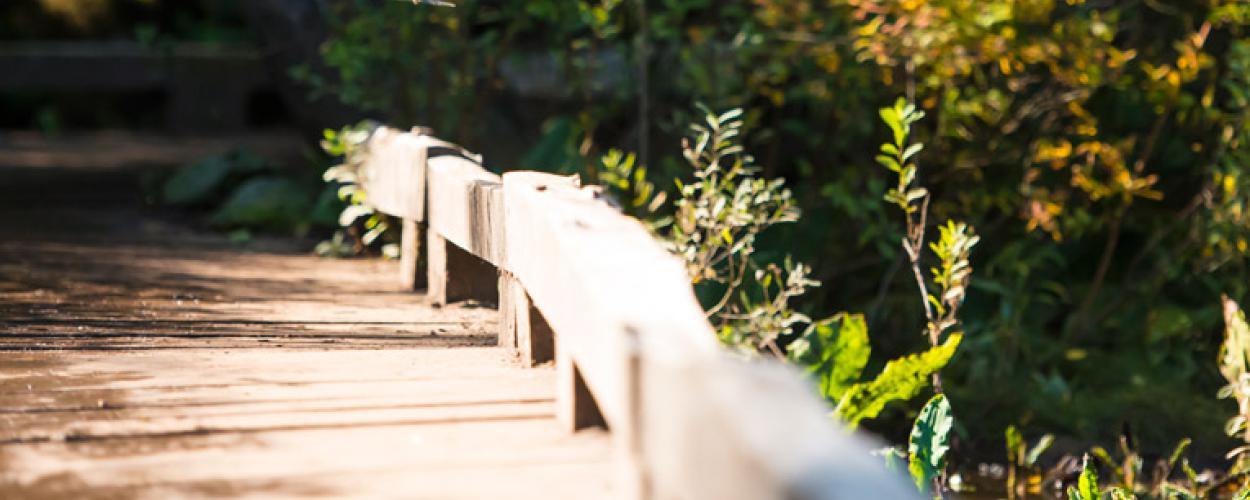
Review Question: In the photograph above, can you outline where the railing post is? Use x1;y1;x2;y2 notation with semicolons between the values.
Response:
427;231;498;306
498;272;519;351
399;218;426;290
498;271;555;366
556;342;606;432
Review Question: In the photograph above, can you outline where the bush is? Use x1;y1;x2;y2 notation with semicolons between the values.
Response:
309;0;1250;460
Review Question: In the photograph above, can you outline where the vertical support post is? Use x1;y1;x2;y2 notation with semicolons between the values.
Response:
399;218;425;291
516;287;555;366
427;231;499;306
498;272;519;352
619;327;649;500
556;342;607;432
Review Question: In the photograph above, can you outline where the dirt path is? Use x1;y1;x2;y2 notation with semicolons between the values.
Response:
0;161;613;498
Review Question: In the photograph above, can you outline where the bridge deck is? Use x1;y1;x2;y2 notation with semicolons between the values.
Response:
0;161;614;498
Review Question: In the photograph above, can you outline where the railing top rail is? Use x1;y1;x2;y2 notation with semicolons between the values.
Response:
360;126;918;500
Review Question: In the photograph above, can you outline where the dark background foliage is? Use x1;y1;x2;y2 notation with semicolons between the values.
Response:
6;0;1250;461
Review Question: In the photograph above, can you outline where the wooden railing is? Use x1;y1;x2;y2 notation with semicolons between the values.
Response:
362;126;919;499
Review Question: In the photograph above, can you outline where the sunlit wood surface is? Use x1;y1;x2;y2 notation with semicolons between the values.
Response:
0;161;614;498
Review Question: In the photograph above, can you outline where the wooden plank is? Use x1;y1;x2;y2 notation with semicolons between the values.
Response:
498;272;520;352
557;345;607;432
426;155;506;266
515;283;556;367
399;218;425;290
361;128;431;221
635;336;920;500
0;161;616;498
500;171;918;499
499;269;556;367
427;231;499;307
503;171;717;433
0;350;615;498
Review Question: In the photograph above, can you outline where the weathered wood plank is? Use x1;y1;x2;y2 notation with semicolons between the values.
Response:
361;127;431;221
557;345;608;432
514;282;556;367
399;218;426;290
0;161;617;498
502;171;716;434
427;231;499;306
498;271;520;352
426;155;506;266
635;336;920;500
500;171;918;499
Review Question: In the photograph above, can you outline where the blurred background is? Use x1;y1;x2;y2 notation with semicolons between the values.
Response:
6;0;1250;476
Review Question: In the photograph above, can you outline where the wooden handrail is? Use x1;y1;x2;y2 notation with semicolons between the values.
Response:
360;126;919;499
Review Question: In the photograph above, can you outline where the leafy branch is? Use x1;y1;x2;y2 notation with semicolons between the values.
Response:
877;97;978;392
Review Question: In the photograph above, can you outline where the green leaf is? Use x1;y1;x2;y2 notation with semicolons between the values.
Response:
1005;425;1024;464
163;151;270;206
1167;438;1192;470
1026;435;1055;466
908;394;954;492
1159;484;1199;500
209;177;315;232
1067;455;1101;500
163;156;233;206
338;204;373;227
789;314;871;402
835;333;962;428
876;154;902;172
1089;447;1122;484
521;116;581;174
903;143;924;162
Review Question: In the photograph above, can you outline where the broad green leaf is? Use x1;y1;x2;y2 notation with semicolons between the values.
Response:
163;157;231;206
1067;455;1101;500
908;394;954;492
789;314;871;402
876;154;901;172
163;151;270;206
209;177;315;232
835;333;962;428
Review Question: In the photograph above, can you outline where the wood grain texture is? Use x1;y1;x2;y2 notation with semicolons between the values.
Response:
399;218;425;291
362;127;431;221
426;156;506;267
0;163;616;499
502;171;717;433
498;272;520;353
498;171;919;500
514;284;555;367
427;231;499;307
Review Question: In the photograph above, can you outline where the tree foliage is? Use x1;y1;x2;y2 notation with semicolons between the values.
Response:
311;0;1250;452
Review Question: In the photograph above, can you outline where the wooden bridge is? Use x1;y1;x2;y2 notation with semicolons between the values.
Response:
0;129;916;499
